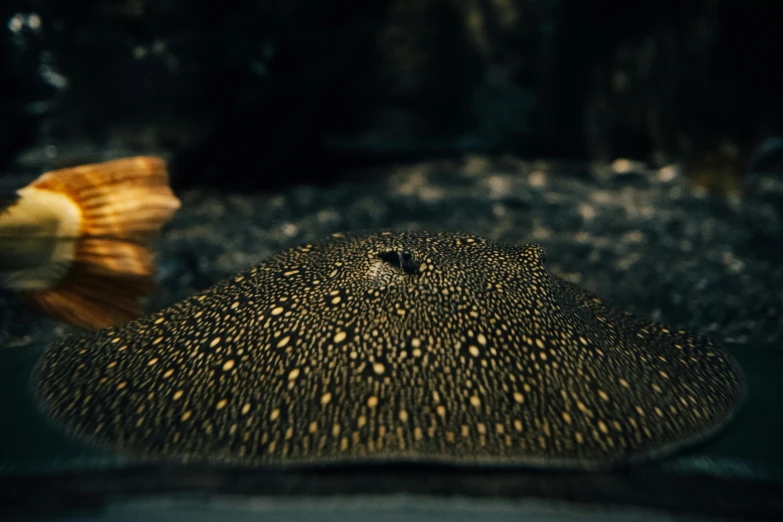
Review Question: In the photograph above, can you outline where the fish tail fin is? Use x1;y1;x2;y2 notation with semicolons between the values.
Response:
19;156;180;329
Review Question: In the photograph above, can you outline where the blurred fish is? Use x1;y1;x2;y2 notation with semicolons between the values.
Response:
0;156;180;330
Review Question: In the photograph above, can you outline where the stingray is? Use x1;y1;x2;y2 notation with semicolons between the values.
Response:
31;231;745;469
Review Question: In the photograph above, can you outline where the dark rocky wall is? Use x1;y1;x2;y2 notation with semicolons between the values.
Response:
1;0;781;189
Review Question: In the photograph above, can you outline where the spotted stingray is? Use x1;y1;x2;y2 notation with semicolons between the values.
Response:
32;231;745;469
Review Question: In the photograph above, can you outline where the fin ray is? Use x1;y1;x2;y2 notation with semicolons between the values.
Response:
12;156;180;329
21;261;157;330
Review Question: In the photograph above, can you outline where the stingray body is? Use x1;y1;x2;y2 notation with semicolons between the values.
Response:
32;231;744;469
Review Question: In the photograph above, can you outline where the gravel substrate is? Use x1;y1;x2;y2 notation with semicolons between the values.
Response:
2;155;781;356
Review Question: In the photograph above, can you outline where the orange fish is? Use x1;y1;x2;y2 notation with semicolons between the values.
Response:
0;156;180;329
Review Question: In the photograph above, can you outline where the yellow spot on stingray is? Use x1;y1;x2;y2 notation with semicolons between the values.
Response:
373;363;385;375
241;403;251;415
619;378;630;388
367;396;379;408
288;368;300;380
147;358;159;366
116;381;127;390
598;421;609;434
535;338;544;349
163;369;174;378
173;390;184;400
562;412;573;424
470;396;481;408
513;392;525;403
321;392;332;405
334;331;347;343
153;337;163;345
107;361;117;369
331;296;341;304
222;359;235;371
270;409;280;421
271;306;284;315
598;390;609;401
181;411;192;421
210;337;221;347
399;410;409;422
436;405;446;416
477;333;487;345
469;345;480;357
277;336;290;348
216;400;228;410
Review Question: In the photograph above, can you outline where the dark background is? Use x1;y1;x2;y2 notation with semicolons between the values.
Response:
1;0;781;191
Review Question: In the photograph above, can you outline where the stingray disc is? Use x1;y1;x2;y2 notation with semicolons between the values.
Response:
32;231;745;469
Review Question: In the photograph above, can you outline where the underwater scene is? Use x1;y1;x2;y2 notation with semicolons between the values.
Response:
1;1;782;521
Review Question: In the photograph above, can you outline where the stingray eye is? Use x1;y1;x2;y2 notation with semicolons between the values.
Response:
378;249;419;275
517;244;546;265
